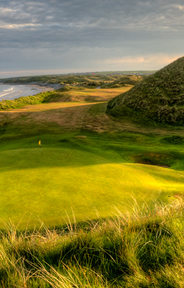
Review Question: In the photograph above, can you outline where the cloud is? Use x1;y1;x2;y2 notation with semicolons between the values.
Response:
105;57;146;65
171;4;184;10
104;54;183;70
0;0;184;32
0;22;41;29
0;0;184;75
0;7;17;13
0;68;77;78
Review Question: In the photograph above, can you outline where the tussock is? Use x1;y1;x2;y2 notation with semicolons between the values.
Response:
0;201;184;287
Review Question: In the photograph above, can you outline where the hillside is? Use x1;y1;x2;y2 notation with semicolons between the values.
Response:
107;56;184;125
1;74;184;286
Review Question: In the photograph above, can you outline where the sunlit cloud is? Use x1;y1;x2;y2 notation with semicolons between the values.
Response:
0;0;184;75
0;7;18;14
105;57;146;64
104;54;183;70
171;4;184;10
0;22;41;29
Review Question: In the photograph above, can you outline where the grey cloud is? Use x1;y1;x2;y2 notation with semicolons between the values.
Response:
1;0;184;29
0;0;184;75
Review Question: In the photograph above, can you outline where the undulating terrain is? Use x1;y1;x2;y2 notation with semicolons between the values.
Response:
1;62;184;287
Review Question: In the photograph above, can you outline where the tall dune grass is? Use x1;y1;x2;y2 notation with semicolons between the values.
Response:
0;200;184;287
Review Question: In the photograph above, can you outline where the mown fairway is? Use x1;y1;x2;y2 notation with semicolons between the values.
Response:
1;87;184;229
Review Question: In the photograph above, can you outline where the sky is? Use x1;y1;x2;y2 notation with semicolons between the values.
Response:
0;0;184;78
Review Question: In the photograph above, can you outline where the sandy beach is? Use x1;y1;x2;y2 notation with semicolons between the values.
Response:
27;84;55;93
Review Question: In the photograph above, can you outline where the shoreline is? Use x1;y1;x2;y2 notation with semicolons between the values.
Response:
0;82;61;91
0;83;60;101
25;82;61;92
0;83;58;92
27;84;55;93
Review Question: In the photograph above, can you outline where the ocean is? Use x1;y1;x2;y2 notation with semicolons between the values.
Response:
0;84;42;101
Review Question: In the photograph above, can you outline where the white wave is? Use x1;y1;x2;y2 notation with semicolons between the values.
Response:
0;90;16;98
0;84;41;100
4;87;14;92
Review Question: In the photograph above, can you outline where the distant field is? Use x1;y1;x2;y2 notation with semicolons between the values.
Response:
1;87;184;229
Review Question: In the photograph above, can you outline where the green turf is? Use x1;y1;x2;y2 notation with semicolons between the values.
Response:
1;87;184;229
1;131;184;229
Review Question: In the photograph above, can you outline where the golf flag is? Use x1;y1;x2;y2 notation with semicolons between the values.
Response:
38;140;41;146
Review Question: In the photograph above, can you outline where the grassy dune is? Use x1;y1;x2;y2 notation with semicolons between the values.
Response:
107;56;184;125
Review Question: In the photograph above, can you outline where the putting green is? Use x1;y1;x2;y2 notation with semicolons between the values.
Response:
1;147;184;229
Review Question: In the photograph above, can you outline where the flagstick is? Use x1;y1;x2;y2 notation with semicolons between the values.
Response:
38;140;42;156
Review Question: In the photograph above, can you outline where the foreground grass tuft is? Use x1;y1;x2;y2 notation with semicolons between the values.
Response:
0;200;184;287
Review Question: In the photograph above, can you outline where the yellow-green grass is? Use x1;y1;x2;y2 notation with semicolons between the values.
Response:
63;87;132;99
1;96;184;229
1;144;184;229
41;86;132;103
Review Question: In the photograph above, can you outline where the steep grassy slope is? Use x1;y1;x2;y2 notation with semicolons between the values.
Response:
107;56;184;125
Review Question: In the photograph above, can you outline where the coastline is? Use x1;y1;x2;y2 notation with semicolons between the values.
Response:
0;82;61;92
27;84;55;93
0;83;60;101
25;82;61;92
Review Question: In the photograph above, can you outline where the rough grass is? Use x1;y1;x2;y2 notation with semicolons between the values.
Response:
107;56;184;125
103;75;143;88
0;201;184;287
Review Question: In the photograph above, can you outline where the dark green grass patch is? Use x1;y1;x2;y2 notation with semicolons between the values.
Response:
134;152;175;167
160;135;184;144
107;56;184;126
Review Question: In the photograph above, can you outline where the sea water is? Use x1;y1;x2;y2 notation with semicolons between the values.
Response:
0;85;42;101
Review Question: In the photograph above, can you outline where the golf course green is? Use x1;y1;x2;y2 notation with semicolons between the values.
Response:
1;93;184;229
